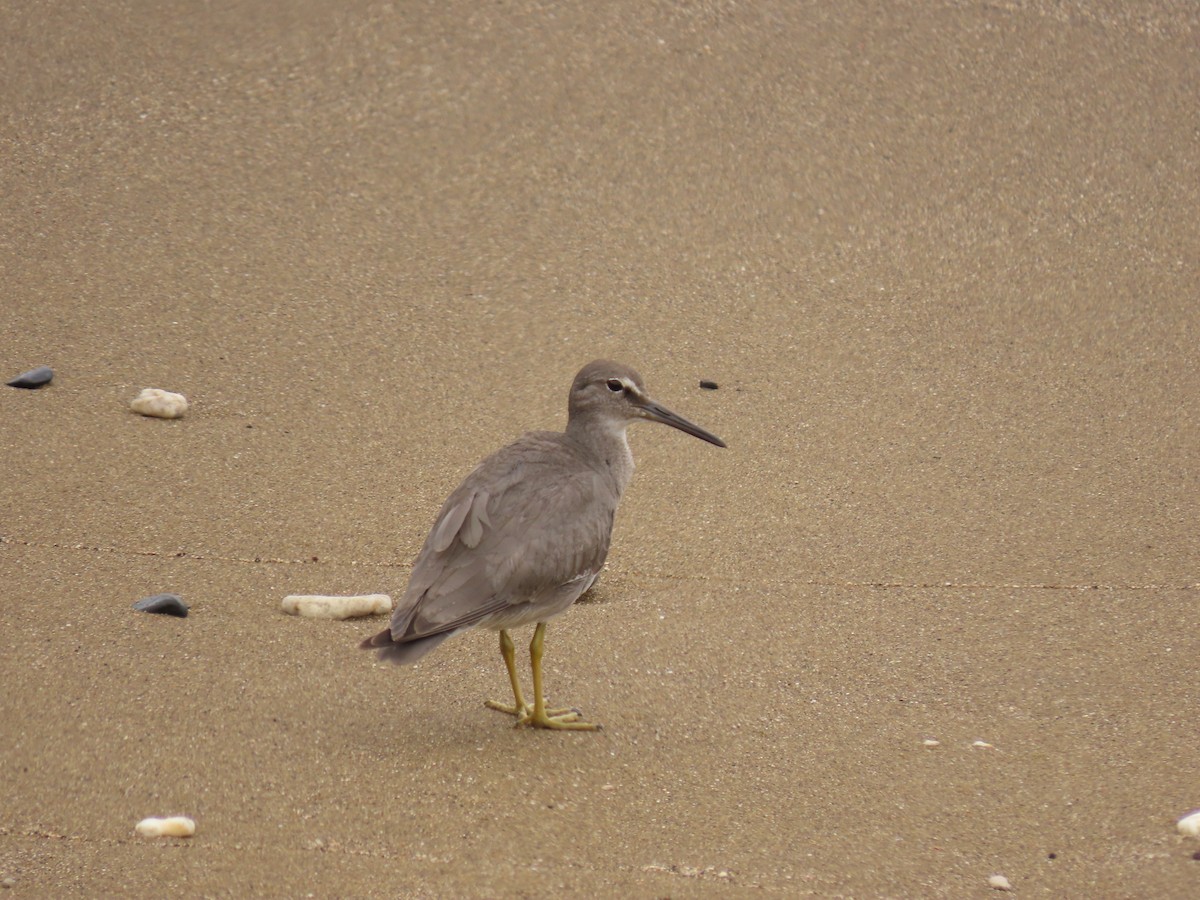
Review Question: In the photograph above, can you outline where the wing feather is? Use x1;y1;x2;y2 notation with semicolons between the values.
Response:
459;489;491;548
431;492;473;552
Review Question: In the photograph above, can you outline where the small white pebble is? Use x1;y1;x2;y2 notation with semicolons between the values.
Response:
282;594;392;619
1177;809;1200;838
130;388;188;419
972;740;996;749
988;874;1012;890
136;816;195;838
923;739;941;748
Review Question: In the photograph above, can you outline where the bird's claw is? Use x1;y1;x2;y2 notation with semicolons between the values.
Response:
485;699;586;722
518;706;601;731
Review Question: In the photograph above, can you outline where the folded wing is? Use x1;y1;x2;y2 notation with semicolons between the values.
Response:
373;434;617;659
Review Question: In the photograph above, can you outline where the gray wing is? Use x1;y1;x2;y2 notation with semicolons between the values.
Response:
388;435;617;643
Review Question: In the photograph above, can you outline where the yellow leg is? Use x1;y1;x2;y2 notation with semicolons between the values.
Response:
484;629;576;720
518;622;599;731
484;630;528;716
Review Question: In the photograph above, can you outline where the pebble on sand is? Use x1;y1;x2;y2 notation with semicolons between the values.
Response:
135;816;195;838
133;593;189;617
1177;810;1200;838
988;874;1013;891
699;379;719;390
6;365;53;388
281;594;392;619
130;388;188;418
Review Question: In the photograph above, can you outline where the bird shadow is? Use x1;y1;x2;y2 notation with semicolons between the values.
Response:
574;578;612;605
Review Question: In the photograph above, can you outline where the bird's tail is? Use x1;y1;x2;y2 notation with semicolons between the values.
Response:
360;626;454;665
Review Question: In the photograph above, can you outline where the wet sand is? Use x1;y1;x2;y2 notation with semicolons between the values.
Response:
2;2;1198;895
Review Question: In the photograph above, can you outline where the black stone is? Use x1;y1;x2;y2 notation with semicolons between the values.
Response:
7;366;53;388
133;593;189;617
699;379;719;390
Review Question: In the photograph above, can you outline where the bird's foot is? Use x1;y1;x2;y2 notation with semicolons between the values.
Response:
484;698;527;717
517;704;601;731
484;699;582;720
484;699;598;730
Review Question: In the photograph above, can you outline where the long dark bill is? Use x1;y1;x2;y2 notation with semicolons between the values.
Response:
639;400;726;448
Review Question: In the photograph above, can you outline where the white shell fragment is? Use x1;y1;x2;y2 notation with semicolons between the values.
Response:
1177;809;1200;838
988;874;1013;891
131;388;189;419
972;740;996;749
922;739;941;748
282;594;392;619
136;816;196;838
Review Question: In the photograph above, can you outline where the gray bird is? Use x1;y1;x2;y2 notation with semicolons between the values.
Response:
362;360;725;730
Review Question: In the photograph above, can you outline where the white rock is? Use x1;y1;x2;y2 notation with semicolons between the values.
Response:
281;594;392;619
988;874;1012;891
1177;809;1200;838
131;388;188;419
972;740;995;749
136;816;195;837
922;739;941;748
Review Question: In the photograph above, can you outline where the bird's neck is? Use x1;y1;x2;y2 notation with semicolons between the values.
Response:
566;414;635;496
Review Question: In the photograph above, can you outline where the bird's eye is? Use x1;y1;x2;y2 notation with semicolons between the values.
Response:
606;379;624;393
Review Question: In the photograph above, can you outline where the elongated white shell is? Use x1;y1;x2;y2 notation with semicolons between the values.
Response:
136;816;195;837
1177;810;1200;838
282;594;392;619
131;388;188;418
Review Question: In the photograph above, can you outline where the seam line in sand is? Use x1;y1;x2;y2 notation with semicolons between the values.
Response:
4;535;1195;592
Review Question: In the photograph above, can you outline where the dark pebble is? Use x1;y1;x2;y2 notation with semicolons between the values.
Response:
133;593;189;617
699;379;719;390
1193;850;1200;861
7;365;53;388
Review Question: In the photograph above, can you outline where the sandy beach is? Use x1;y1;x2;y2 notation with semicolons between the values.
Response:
3;1;1198;895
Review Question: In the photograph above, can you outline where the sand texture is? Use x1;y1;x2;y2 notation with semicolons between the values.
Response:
3;1;1199;896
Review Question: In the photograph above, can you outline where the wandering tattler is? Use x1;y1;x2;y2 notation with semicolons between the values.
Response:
361;360;725;730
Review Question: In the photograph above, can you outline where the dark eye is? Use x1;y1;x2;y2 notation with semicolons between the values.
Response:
606;379;624;393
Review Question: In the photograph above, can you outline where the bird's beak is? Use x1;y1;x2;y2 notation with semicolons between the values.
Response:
637;398;727;448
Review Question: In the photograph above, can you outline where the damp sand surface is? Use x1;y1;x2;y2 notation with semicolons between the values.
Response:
2;2;1199;895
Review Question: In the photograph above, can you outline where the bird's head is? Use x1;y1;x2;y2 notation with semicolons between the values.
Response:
568;360;726;448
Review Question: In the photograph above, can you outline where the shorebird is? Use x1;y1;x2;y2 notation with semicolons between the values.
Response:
361;360;725;730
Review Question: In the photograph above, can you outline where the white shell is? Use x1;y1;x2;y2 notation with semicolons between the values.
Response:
1177;810;1200;838
922;739;941;748
135;816;195;837
130;388;189;418
281;594;392;619
988;874;1012;891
